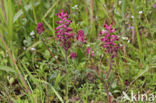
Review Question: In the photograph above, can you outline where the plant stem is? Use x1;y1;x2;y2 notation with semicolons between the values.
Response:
0;33;32;94
40;36;60;64
102;55;113;103
106;56;113;79
100;77;112;103
65;50;68;102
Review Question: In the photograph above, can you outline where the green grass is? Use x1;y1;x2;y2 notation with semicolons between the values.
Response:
0;0;156;103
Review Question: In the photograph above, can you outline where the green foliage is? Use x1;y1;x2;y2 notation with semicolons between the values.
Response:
0;0;156;102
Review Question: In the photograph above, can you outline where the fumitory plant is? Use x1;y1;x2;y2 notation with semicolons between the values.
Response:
56;10;74;52
55;9;74;101
99;22;119;103
76;30;86;43
1;1;156;103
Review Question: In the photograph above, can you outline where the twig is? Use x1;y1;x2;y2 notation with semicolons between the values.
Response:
100;55;113;103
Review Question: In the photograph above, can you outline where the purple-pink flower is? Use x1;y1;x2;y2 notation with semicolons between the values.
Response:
37;22;44;34
86;47;95;57
100;22;116;35
77;30;86;43
130;26;134;30
153;4;156;8
70;52;77;59
100;22;119;57
56;10;74;51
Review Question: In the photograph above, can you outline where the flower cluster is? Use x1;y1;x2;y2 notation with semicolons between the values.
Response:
37;22;44;34
100;22;119;57
76;30;86;43
70;52;77;59
56;10;99;59
86;47;95;57
153;4;156;8
56;10;74;51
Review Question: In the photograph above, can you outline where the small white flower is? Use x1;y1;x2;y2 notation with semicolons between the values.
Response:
31;48;36;51
122;37;128;40
131;16;134;19
55;56;58;59
128;40;130;43
119;1;122;5
139;11;143;14
96;16;98;19
23;47;26;50
72;5;78;10
30;31;35;36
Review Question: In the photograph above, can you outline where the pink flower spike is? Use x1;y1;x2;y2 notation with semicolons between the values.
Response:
70;52;77;59
56;10;74;51
36;22;44;34
77;30;86;43
100;22;119;57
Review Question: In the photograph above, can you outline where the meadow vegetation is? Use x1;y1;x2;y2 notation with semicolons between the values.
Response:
0;0;156;103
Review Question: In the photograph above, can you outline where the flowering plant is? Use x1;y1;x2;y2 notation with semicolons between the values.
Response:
36;22;44;34
100;22;119;58
56;10;74;51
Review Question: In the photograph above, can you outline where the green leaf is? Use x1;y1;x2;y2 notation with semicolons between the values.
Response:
0;65;16;73
131;65;149;85
77;48;84;62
